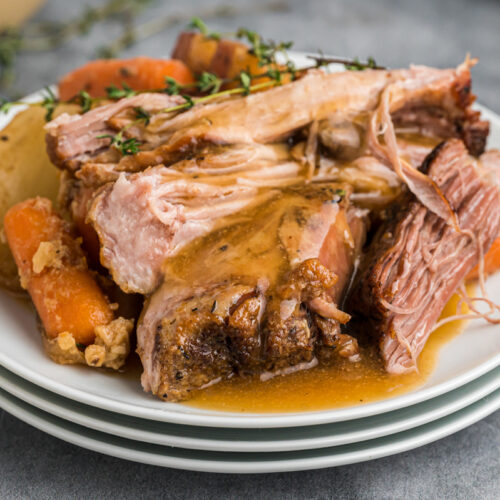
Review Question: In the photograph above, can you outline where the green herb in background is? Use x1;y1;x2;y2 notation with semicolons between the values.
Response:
0;0;290;89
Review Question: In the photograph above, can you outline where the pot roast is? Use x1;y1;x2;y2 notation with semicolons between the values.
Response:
43;56;500;401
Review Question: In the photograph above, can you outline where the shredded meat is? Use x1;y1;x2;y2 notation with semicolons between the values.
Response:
350;140;500;374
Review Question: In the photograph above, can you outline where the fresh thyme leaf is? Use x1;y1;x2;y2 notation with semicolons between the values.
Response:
133;106;150;125
366;56;378;69
266;67;282;83
196;72;222;94
239;70;251;95
181;94;195;109
76;90;92;113
105;83;136;99
286;60;297;80
188;17;208;35
345;56;379;71
0;28;22;85
0;97;12;114
164;76;180;95
187;17;220;40
307;55;385;71
237;28;293;67
98;131;141;155
41;86;58;121
119;137;141;155
76;342;86;350
344;57;363;71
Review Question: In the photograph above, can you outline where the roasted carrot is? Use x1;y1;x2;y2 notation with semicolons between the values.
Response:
58;57;195;101
4;197;114;345
467;236;500;280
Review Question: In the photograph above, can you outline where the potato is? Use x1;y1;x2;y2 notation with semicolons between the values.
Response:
0;104;77;292
172;32;292;88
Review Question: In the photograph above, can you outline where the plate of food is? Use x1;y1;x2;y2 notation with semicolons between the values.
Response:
0;21;499;430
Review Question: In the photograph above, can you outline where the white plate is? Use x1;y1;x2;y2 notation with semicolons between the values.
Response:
0;386;499;473
0;364;498;452
0;53;499;429
1;273;499;429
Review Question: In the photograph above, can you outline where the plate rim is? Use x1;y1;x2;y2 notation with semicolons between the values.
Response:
0;364;498;452
0;385;499;473
0;53;499;429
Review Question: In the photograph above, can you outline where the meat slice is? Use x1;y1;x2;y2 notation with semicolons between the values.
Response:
137;184;366;401
88;166;280;294
350;140;500;374
87;148;307;294
45;63;488;178
45;93;184;171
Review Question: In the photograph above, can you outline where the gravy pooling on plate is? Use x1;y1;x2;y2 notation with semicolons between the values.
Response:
188;288;473;412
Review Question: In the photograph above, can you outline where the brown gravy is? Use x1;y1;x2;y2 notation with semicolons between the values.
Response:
186;286;473;413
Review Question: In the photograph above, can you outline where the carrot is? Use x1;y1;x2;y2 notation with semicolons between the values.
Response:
467;236;500;280
58;57;195;101
3;197;114;345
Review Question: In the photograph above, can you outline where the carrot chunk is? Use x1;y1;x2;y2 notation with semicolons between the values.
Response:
4;197;114;345
467;236;500;280
58;57;195;101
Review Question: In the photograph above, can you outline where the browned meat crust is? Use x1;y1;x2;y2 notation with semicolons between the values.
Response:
349;139;500;373
137;184;366;401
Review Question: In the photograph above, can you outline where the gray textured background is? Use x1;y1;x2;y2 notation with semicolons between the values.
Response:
1;0;499;498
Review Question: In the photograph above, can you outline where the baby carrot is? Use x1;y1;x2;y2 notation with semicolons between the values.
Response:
467;236;500;280
58;57;195;101
3;197;114;345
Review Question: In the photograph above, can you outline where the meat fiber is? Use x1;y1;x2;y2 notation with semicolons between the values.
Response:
137;184;366;401
350;140;500;374
46;63;488;178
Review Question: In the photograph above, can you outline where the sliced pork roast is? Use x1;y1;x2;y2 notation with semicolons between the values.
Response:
350;140;500;374
87;155;306;294
137;184;367;401
46;62;487;177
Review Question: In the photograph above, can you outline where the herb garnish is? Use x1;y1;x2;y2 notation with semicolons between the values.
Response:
188;17;220;40
98;130;142;156
307;55;385;71
133;106;151;125
74;90;93;113
105;83;136;99
41;86;59;121
0;17;385;160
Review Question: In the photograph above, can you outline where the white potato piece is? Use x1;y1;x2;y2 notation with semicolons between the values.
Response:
0;105;77;291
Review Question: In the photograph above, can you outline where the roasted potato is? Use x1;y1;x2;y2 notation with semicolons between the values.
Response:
0;105;76;291
172;32;292;88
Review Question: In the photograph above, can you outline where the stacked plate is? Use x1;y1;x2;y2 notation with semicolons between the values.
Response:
0;59;499;473
0;273;499;473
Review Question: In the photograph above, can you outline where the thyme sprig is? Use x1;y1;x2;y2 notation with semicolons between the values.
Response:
0;17;385;160
0;0;153;85
97;104;151;155
41;86;59;121
1;2;289;87
307;55;385;71
98;130;142;156
105;83;136;99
